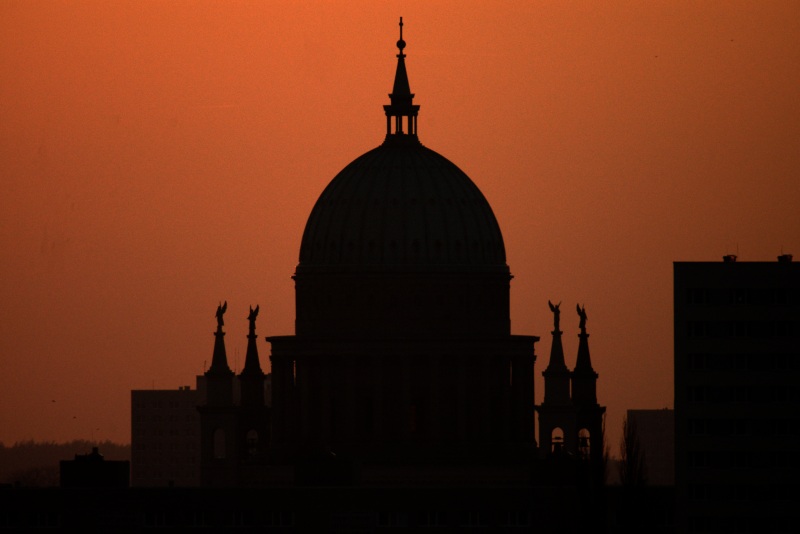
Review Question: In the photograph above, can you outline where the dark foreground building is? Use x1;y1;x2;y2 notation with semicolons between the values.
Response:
130;387;200;487
1;485;579;532
674;255;800;533
59;447;130;489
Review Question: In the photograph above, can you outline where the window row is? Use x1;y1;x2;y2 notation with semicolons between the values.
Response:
688;417;799;437
686;385;796;404
131;400;196;410
688;515;795;534
133;429;197;439
685;287;795;307
133;442;197;451
143;509;292;528
131;415;197;423
687;449;800;470
688;482;800;502
332;510;532;529
687;352;796;372
686;320;796;339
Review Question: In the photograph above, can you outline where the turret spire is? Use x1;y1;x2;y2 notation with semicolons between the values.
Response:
573;304;595;374
572;304;599;405
542;300;571;405
240;305;264;378
207;301;233;376
239;304;266;407
383;17;420;143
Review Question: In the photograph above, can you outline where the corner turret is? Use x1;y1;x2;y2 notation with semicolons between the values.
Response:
571;304;598;406
239;305;266;407
542;300;571;406
207;301;234;378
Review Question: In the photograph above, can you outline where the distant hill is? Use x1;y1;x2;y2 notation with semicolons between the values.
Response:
0;440;130;487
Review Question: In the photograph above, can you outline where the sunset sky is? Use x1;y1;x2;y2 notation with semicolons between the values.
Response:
1;1;798;452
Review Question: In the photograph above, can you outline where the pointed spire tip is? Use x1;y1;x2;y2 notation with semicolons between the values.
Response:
397;17;406;55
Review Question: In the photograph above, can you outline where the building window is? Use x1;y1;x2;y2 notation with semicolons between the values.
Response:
688;386;706;403
377;512;408;527
733;419;749;436
688;353;708;370
499;511;530;527
733;288;751;305
688;418;708;436
772;288;789;305
687;288;708;305
461;511;490;527
689;451;711;469
418;511;445;527
687;321;710;338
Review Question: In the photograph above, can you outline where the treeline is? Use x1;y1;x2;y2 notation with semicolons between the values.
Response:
0;440;130;487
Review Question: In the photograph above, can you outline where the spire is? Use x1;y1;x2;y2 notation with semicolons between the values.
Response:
573;304;596;375
542;301;571;405
572;304;599;405
573;332;596;375
391;17;411;100
240;305;264;378
207;301;233;376
239;305;265;407
544;328;570;373
383;17;420;143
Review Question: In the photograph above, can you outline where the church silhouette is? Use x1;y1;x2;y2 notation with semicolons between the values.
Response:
193;18;605;492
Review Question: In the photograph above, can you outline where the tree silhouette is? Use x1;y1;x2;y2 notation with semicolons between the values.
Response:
618;414;646;486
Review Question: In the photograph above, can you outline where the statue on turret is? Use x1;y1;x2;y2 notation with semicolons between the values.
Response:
548;300;562;333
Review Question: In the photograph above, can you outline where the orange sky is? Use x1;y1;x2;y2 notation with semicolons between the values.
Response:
1;1;798;452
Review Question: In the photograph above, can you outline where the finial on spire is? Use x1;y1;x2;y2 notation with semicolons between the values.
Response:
397;17;406;55
241;304;265;381
208;301;233;376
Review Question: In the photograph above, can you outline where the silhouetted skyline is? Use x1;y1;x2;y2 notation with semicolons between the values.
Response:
2;2;798;453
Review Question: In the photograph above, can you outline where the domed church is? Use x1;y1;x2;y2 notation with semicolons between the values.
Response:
197;19;604;489
267;19;539;483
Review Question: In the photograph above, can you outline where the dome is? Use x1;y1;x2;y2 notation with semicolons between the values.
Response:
297;141;507;274
297;20;506;275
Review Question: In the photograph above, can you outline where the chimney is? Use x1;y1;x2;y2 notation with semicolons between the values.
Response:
778;254;793;263
723;254;737;263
